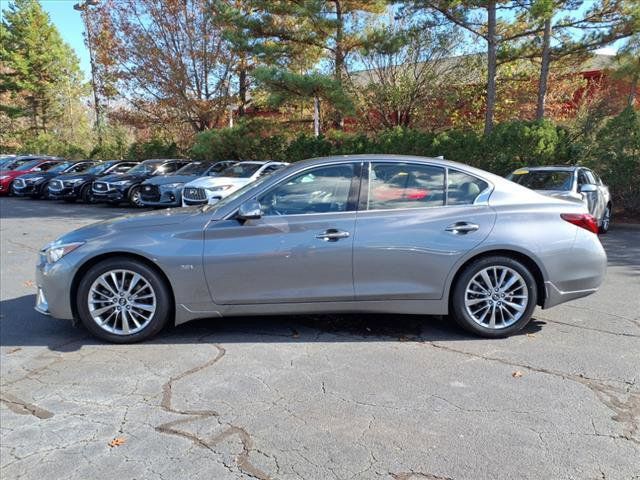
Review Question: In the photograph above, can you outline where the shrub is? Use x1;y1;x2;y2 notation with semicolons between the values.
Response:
128;138;179;161
586;107;640;213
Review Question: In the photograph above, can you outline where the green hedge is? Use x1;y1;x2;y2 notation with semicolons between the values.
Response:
191;112;639;213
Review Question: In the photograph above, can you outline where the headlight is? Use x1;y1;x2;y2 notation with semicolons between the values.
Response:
163;182;184;189
43;241;85;264
206;184;233;192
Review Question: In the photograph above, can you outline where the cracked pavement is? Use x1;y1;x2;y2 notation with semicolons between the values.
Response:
1;197;639;480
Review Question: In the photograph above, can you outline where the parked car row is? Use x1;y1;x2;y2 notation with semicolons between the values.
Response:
1;156;290;208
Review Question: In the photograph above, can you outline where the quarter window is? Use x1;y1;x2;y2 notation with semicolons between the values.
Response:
259;164;354;216
447;170;489;205
366;163;445;210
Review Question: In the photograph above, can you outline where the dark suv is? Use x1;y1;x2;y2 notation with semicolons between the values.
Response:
49;160;139;203
12;161;97;199
140;160;236;208
92;158;191;207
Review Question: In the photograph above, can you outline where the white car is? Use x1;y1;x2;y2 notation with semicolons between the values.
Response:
181;161;289;206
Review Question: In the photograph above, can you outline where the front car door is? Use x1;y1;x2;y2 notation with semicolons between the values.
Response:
203;162;361;305
353;161;497;300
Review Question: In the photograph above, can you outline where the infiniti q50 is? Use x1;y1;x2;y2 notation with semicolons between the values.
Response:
35;155;607;343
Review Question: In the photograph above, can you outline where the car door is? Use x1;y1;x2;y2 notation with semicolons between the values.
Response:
202;162;360;305
353;162;497;300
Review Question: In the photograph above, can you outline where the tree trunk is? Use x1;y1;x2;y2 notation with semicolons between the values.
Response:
536;17;552;121
314;96;320;137
629;76;638;107
238;54;247;116
484;0;497;136
333;0;344;129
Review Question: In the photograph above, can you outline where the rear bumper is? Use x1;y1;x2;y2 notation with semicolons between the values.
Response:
543;282;599;309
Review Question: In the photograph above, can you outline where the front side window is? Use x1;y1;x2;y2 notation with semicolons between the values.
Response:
259;164;355;216
447;170;489;205
366;162;445;210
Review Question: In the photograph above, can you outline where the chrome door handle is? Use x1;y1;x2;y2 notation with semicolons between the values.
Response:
315;229;350;241
445;222;479;234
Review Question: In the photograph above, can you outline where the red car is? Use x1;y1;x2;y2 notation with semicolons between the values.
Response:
0;158;65;196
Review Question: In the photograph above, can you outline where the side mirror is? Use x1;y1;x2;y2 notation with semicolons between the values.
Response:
580;183;597;193
237;199;262;221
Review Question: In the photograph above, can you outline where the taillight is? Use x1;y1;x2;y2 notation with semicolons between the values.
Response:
561;213;599;234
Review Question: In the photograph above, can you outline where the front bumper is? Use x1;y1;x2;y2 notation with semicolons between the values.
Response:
49;185;78;199
35;256;75;320
92;189;126;202
140;186;182;207
11;183;38;196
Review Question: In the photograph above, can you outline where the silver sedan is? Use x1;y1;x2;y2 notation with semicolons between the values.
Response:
35;155;607;343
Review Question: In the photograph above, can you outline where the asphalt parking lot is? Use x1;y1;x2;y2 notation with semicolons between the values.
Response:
1;197;639;480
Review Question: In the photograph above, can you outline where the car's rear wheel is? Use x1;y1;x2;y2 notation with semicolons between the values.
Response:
128;185;144;207
76;258;171;343
450;256;537;338
599;205;611;234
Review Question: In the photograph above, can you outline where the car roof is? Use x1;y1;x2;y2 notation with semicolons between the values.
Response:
514;165;580;172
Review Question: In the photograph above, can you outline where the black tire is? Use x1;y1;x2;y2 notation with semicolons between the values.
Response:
76;257;172;343
128;185;144;207
80;184;93;203
599;205;611;234
32;181;50;200
450;255;537;338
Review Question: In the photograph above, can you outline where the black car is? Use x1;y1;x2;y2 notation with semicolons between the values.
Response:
139;160;237;207
92;158;191;207
48;160;139;203
12;160;96;199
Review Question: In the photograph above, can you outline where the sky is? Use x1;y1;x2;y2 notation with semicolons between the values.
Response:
24;0;621;81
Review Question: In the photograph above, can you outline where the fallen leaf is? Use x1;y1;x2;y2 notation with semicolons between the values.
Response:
512;370;524;378
526;333;536;339
23;280;34;288
108;437;126;448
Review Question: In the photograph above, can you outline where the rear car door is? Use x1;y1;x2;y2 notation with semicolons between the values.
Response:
202;162;360;304
353;161;497;300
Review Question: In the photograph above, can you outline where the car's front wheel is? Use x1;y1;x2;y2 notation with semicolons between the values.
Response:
128;185;144;207
450;256;537;338
80;184;94;203
599;205;611;234
76;257;171;343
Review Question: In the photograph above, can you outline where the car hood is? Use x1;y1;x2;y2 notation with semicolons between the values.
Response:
143;174;197;186
98;173;150;183
55;206;208;244
19;171;57;180
184;176;250;188
0;169;28;178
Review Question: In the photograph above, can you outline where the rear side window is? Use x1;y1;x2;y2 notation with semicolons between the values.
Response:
366;163;445;210
447;170;489;205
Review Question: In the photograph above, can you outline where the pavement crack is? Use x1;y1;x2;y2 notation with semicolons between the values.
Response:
390;471;454;480
0;392;53;419
154;342;272;480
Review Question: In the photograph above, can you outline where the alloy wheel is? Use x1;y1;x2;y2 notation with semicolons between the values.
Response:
464;266;529;329
87;269;157;335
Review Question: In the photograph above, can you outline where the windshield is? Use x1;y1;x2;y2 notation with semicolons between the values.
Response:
15;160;41;171
127;161;164;174
86;162;114;175
219;163;262;178
203;173;278;213
176;162;211;175
50;162;73;173
508;170;573;191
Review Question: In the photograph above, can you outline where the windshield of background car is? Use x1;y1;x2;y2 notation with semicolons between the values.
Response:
15;160;41;171
49;162;74;173
508;170;573;191
127;161;163;175
86;162;114;175
176;162;210;175
219;163;262;178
